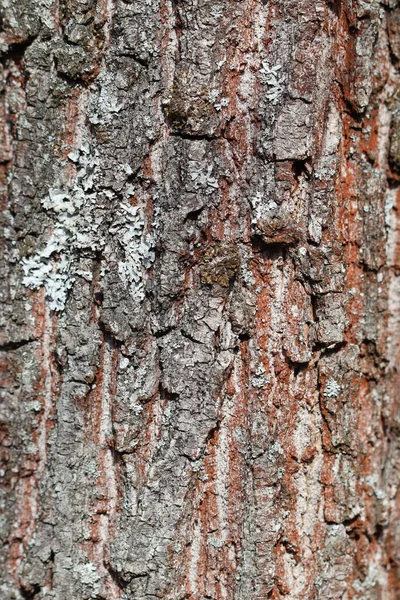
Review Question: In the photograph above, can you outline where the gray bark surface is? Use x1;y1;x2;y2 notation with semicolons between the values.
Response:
1;0;400;598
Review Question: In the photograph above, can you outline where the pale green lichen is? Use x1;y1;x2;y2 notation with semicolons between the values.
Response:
21;145;100;310
21;143;154;310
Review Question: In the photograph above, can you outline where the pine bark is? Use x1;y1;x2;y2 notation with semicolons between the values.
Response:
1;0;400;598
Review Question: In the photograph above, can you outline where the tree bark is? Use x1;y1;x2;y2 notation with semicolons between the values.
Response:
1;0;400;598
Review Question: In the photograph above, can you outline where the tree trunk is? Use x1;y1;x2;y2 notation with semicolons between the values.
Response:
1;0;400;598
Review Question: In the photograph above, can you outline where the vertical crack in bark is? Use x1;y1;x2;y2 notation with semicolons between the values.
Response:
92;336;121;598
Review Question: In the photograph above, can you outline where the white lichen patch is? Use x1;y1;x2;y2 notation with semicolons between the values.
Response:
119;357;130;371
207;536;224;548
21;145;100;310
208;90;219;103
75;562;101;586
130;403;143;416
323;378;341;398
22;254;74;311
314;156;337;181
109;201;155;302
364;474;387;501
268;441;284;458
250;190;278;223
241;264;256;288
192;460;203;473
259;61;285;105
22;143;155;310
250;364;271;389
214;97;230;112
190;164;219;194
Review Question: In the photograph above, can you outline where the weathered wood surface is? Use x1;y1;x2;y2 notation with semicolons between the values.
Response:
1;0;400;598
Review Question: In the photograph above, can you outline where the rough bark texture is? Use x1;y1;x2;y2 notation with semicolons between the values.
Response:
1;0;400;598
